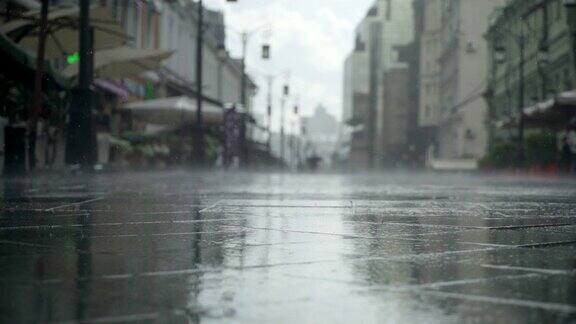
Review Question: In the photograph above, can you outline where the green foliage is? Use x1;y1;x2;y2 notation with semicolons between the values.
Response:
481;132;560;169
43;90;69;127
479;141;517;169
205;135;220;164
524;132;558;166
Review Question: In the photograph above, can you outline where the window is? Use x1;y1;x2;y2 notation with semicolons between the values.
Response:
128;2;139;47
111;0;117;18
166;15;172;48
145;11;154;48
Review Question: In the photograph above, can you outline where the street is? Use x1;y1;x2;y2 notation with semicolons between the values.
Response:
0;171;575;323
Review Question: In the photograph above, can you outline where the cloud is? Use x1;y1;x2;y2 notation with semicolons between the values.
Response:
204;0;373;128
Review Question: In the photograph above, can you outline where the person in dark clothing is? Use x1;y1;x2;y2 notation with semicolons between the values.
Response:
560;136;573;175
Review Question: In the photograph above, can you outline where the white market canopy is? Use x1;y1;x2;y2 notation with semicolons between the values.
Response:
124;96;224;126
497;90;576;130
524;90;576;116
1;6;128;59
62;47;174;79
523;90;576;129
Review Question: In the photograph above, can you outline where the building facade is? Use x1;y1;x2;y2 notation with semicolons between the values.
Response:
436;0;507;161
416;0;442;129
375;67;411;166
342;38;370;168
485;0;576;143
0;0;258;171
301;105;339;168
343;0;414;169
372;0;414;167
158;1;254;109
342;47;369;125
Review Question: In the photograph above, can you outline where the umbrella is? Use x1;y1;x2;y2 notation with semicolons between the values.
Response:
498;90;576;130
124;96;224;126
62;47;174;80
1;6;128;59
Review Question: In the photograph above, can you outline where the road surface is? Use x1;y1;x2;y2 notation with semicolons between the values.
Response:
1;171;575;323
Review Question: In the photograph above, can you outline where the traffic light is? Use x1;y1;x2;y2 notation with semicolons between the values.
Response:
66;52;80;65
262;44;270;59
283;85;289;96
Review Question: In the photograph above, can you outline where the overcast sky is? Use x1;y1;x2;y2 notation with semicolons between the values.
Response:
204;0;374;131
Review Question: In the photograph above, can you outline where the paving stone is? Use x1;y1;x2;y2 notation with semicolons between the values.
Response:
0;171;575;323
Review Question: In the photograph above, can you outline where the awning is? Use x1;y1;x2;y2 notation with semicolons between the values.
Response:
123;96;224;126
0;31;66;88
93;79;129;99
497;90;576;130
523;90;576;129
61;47;174;79
1;6;128;59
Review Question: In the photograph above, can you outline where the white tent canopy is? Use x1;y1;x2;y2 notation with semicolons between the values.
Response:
524;90;576;117
124;96;224;126
62;47;174;79
1;6;128;59
497;90;576;129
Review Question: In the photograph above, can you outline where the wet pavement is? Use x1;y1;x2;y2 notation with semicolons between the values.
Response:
1;171;576;323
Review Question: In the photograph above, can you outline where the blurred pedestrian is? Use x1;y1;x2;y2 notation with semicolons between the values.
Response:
560;135;572;175
568;125;576;174
223;105;241;169
306;154;322;171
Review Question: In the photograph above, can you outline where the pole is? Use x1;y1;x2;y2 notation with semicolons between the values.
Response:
540;2;549;99
78;0;90;91
66;0;96;169
194;0;205;165
280;96;286;168
28;0;49;170
241;33;248;110
289;121;294;169
266;75;274;164
240;33;249;168
517;35;526;165
487;43;497;151
567;4;576;83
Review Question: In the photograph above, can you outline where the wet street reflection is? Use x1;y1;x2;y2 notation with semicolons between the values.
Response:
1;171;576;323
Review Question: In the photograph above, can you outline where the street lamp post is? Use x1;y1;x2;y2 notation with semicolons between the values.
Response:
235;28;271;167
240;33;248;110
266;75;275;164
224;1;274;167
66;0;96;169
565;1;576;76
517;35;526;165
280;84;289;168
280;96;286;167
194;0;206;166
239;33;249;167
28;0;49;170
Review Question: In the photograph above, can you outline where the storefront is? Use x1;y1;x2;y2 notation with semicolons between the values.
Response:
0;32;67;174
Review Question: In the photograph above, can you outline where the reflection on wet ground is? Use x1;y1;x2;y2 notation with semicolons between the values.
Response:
0;171;576;323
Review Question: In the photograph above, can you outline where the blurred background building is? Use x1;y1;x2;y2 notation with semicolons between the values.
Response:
300;105;338;169
342;0;576;173
342;0;414;170
0;0;269;173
